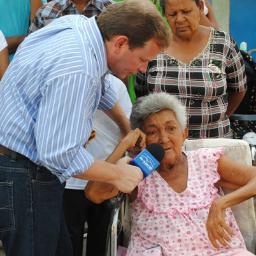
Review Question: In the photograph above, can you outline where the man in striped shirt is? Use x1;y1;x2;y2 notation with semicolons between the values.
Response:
0;1;170;255
30;1;126;255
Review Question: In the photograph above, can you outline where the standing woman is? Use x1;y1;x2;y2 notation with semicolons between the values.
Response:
135;0;246;139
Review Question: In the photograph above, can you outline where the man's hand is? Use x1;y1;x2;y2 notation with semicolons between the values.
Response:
206;199;234;248
111;156;143;193
85;181;119;204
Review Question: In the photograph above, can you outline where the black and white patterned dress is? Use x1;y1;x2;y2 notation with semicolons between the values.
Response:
135;28;246;139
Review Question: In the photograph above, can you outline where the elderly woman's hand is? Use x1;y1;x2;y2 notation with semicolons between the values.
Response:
121;128;146;156
206;199;234;248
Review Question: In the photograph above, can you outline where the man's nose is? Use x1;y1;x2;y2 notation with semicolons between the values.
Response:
138;62;148;73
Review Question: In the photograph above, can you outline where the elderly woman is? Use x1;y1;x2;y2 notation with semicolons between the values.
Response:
135;0;246;139
86;93;256;256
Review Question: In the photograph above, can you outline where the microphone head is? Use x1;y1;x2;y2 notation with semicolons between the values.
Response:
130;143;165;178
146;143;165;163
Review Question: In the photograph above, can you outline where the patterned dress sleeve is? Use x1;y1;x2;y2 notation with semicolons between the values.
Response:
135;70;149;97
225;34;247;93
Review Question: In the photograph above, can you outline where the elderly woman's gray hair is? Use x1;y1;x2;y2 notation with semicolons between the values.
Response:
130;92;187;129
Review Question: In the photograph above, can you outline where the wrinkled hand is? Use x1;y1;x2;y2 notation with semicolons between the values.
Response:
206;199;234;248
112;156;143;193
122;128;146;149
121;128;146;156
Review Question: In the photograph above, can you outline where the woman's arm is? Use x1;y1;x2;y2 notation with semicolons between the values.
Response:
104;102;131;138
207;155;256;248
85;128;146;204
226;90;246;117
217;155;256;205
0;47;9;79
200;0;219;29
30;0;42;21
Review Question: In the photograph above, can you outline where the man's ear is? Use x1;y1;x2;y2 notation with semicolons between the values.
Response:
112;35;129;53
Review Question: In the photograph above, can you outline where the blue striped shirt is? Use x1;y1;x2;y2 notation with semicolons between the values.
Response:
0;15;117;182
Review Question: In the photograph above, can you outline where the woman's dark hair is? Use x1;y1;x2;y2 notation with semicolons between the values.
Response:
160;0;200;13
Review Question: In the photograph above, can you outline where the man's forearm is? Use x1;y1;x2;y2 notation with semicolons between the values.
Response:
74;160;120;184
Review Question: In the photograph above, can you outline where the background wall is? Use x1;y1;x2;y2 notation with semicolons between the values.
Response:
212;0;256;58
229;0;256;58
212;0;230;32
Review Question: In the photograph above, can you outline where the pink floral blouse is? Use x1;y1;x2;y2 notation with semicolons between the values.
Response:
127;148;252;256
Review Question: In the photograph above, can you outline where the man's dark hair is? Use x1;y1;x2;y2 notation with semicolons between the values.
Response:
97;0;170;49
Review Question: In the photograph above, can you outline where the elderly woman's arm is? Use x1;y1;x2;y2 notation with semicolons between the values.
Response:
85;128;146;204
206;155;256;248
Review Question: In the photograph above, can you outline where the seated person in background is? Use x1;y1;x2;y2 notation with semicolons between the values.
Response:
200;0;219;29
135;0;246;139
86;92;256;256
0;30;8;79
29;0;113;33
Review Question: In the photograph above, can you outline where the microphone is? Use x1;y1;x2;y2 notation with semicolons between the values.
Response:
130;143;165;177
104;143;165;208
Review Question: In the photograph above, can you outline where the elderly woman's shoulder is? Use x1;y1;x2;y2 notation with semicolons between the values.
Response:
186;147;224;160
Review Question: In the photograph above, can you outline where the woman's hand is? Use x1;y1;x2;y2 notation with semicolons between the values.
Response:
121;128;146;153
106;128;146;164
206;199;234;248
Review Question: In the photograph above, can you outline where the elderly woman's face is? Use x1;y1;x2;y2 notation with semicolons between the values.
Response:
165;0;202;40
141;109;187;167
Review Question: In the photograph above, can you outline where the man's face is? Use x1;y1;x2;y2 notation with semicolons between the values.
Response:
106;37;161;79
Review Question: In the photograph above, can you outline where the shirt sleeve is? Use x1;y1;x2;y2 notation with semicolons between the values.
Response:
97;75;117;110
226;35;247;93
35;73;100;183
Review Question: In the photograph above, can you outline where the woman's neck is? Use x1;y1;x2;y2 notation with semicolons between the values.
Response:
72;0;89;11
159;153;188;193
173;25;209;44
159;153;187;176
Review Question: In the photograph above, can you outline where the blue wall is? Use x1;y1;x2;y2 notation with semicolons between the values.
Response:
230;0;256;58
